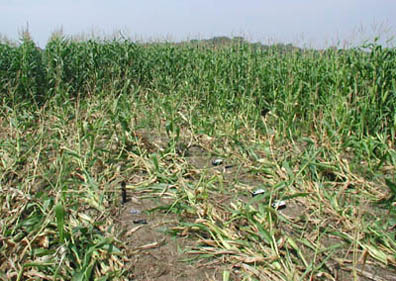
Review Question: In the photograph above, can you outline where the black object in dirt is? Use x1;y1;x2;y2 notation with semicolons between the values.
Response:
121;181;127;204
261;108;270;117
133;219;147;224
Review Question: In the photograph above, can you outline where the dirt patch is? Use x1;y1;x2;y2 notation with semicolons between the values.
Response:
116;197;224;280
278;200;307;220
184;145;249;181
184;145;212;170
134;129;170;153
334;263;396;281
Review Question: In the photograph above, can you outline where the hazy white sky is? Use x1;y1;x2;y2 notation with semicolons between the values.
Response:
1;0;395;48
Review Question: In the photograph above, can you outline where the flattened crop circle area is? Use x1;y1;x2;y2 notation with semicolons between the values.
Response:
1;37;396;280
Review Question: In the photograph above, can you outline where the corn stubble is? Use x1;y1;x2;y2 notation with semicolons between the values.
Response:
0;34;395;280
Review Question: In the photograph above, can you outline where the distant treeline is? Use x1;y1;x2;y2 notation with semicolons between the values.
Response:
188;36;301;53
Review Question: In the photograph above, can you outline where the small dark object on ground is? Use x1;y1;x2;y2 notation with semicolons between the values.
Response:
133;219;148;224
121;181;127;204
261;108;270;117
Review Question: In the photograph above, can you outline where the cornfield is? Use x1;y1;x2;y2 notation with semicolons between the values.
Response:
0;33;395;280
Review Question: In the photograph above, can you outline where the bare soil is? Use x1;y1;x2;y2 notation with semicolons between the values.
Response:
112;133;396;281
116;197;227;281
